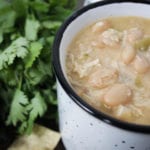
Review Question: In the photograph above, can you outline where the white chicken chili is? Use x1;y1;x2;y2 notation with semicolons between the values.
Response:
66;16;150;125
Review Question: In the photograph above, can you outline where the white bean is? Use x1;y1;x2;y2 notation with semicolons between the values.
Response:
133;54;150;73
92;20;110;33
104;84;132;107
121;44;136;64
127;28;143;43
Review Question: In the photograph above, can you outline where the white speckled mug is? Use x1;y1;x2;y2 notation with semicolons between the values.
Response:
53;1;150;150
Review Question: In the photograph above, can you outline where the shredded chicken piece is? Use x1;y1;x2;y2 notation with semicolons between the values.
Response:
101;28;122;47
114;105;143;120
88;67;118;88
78;44;92;59
74;59;101;78
129;105;143;117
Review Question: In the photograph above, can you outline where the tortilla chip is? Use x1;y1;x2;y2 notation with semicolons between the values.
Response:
8;124;61;150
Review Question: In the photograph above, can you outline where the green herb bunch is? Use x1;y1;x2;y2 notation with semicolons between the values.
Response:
0;0;76;134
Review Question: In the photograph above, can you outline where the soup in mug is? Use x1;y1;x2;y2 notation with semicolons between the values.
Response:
66;16;150;125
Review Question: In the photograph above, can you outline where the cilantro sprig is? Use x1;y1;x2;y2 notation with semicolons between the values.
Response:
0;0;76;134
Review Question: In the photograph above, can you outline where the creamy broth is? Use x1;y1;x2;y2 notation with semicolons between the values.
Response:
66;16;150;125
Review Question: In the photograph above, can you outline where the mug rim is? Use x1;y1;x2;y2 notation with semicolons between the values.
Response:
52;0;150;133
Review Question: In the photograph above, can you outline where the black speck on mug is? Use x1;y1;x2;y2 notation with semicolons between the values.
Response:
130;146;135;149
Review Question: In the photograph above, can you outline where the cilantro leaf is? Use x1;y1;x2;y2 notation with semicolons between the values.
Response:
0;0;76;135
26;92;47;133
0;0;16;33
24;41;43;69
42;21;62;30
26;67;45;86
25;15;40;41
0;37;29;70
6;89;29;126
15;37;29;58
